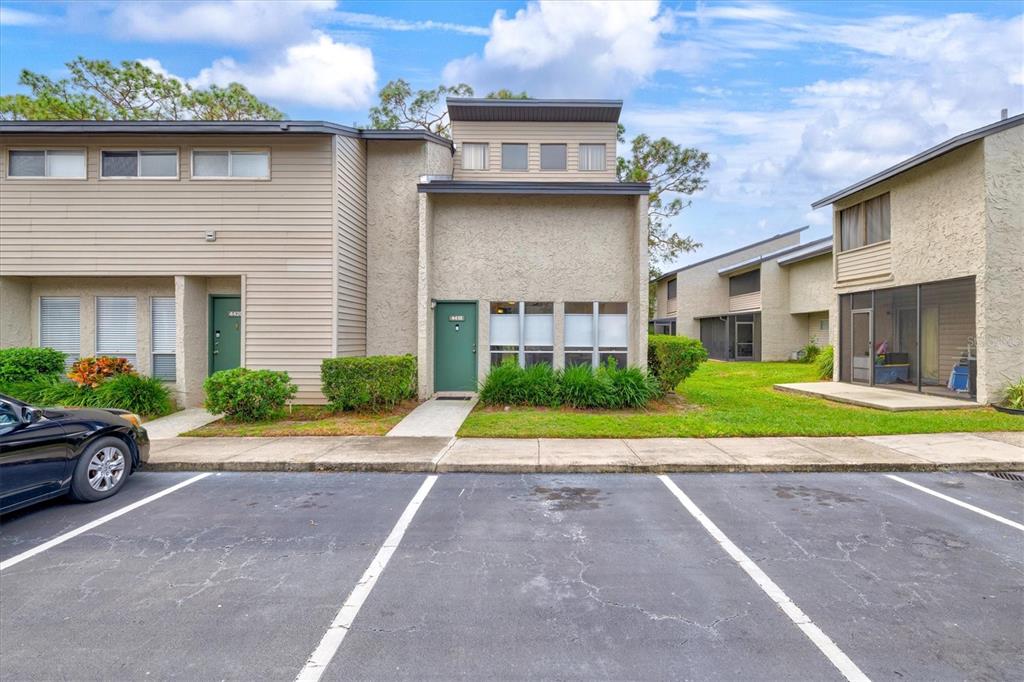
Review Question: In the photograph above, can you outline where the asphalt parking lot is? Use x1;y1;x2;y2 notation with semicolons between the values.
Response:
1;471;1021;681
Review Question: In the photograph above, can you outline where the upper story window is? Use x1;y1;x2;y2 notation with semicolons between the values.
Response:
667;279;677;300
540;144;566;171
729;269;760;296
461;143;488;170
578;144;606;171
501;143;528;172
840;192;890;251
192;150;270;179
8;150;86;178
101;150;178;178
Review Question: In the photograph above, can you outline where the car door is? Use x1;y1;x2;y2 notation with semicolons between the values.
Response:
0;400;70;512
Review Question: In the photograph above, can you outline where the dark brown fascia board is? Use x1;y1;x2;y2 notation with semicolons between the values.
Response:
446;97;622;123
0;120;453;148
651;226;810;283
417;181;649;195
811;113;1024;209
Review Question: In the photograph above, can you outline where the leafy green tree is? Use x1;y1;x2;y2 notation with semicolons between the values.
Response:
0;57;284;121
368;79;474;137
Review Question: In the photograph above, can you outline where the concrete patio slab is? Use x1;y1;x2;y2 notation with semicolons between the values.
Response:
707;437;841;471
624;438;738;471
437;438;540;472
313;436;448;472
538;438;640;472
144;408;220;439
775;382;981;411
791;436;932;469
386;397;478;438
862;433;1024;467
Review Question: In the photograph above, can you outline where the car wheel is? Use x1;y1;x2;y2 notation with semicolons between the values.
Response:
70;437;132;502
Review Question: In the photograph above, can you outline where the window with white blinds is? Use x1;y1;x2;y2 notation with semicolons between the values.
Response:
96;297;137;367
40;297;81;368
151;297;176;381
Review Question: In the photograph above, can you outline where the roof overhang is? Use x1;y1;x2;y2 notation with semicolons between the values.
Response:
811;113;1024;209
417;181;649;196
447;98;622;123
777;239;834;266
717;236;833;277
652;226;809;283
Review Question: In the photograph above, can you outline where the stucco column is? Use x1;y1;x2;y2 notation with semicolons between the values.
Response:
553;301;565;370
631;195;649;368
477;300;490;384
416;193;434;398
829;294;840;381
175;275;208;408
0;277;32;348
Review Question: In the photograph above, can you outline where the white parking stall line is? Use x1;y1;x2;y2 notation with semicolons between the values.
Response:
295;474;438;682
0;473;212;572
885;474;1024;532
658;475;870;682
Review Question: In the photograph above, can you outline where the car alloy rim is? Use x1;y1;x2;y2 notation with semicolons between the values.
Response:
87;447;126;492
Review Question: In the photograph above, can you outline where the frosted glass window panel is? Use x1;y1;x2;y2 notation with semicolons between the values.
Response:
231;151;269;178
102;151;138;177
598;314;629;348
565;314;594;347
524;314;553;346
140;151;178;177
579;144;606;171
489;314;520;346
193;151;229;177
540;144;566;170
46;150;86;177
462;143;488;170
501;144;528;171
9;151;45;176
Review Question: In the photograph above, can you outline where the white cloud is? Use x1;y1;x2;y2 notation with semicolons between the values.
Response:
108;0;336;46
330;11;488;36
443;1;674;96
182;33;376;109
0;7;47;26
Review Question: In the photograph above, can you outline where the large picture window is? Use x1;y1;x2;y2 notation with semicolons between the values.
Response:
489;301;553;367
840;193;890;251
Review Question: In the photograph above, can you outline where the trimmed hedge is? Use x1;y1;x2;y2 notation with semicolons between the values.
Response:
647;334;708;392
0;347;65;382
321;355;417;411
478;359;661;409
204;368;297;422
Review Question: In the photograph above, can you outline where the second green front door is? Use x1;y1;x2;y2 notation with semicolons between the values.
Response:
434;302;477;392
210;296;241;374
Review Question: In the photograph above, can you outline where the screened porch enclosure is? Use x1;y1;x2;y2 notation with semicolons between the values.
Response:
699;313;761;361
838;277;976;399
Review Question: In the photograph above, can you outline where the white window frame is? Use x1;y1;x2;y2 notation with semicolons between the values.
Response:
190;148;271;180
6;149;87;180
100;149;180;180
578;143;607;172
460;142;489;171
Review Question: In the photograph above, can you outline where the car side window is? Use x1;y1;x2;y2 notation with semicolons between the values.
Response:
0;403;19;431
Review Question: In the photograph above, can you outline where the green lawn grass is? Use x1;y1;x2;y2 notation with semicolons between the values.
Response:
457;361;1024;438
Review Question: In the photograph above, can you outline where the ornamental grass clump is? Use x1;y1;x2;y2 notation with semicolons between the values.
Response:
816;345;835;380
478;358;659;409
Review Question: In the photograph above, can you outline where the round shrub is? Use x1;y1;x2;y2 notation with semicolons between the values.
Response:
204;368;297;422
0;347;66;382
647;335;708;393
816;345;835;380
94;374;174;417
321;355;417;411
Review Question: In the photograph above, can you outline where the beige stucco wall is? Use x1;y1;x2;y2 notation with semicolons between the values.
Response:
807;312;830;348
978;126;1024;403
759;262;807;361
787;254;834;315
0;276;32;347
418;193;646;396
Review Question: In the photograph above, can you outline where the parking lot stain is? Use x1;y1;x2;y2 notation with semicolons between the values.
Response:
532;486;607;511
773;485;866;506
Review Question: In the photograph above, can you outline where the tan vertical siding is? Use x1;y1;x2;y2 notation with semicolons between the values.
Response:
451;121;617;181
335;136;367;357
0;133;335;402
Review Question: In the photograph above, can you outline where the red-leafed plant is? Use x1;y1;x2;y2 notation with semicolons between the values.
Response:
68;356;136;387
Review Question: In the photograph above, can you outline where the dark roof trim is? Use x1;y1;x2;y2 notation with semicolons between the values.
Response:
417;181;648;196
652;226;809;282
811;113;1024;209
717;236;833;276
776;238;834;266
0;120;453;147
447;98;622;123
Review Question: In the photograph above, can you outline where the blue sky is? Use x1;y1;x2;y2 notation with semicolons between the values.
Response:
2;1;1022;270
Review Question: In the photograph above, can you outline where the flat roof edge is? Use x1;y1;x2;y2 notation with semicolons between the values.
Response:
653;226;809;282
417;181;649;195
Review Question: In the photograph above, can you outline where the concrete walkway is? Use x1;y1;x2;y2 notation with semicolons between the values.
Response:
775;382;981;411
145;431;1024;473
144;408;220;439
385;396;478;438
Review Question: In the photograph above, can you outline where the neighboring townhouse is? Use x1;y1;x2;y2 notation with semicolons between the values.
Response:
651;228;834;361
0;98;649;405
812;114;1023;404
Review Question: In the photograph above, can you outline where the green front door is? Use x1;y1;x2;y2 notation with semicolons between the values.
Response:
434;302;477;392
209;296;241;374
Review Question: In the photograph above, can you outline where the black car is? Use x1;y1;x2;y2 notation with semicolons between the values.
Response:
0;394;149;514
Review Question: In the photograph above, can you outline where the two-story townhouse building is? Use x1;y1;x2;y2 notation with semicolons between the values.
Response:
812;114;1023;404
650;228;834;361
0;99;649;405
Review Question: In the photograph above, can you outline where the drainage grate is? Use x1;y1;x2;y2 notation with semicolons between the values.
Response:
987;471;1024;482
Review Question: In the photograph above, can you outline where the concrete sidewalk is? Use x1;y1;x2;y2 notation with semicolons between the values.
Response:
146;431;1024;473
